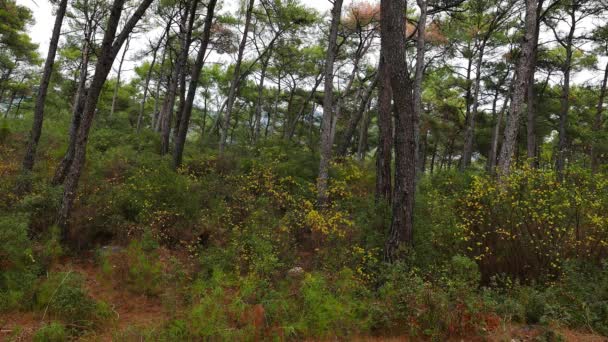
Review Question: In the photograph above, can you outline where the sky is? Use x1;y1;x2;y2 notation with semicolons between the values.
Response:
14;0;605;87
17;0;337;55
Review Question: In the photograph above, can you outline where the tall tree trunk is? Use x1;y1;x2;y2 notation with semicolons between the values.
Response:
376;56;393;203
555;8;576;180
160;0;197;155
498;0;539;176
52;34;93;186
338;73;378;156
489;99;510;172
153;35;171;131
138;24;170;133
526;34;539;166
22;0;69;174
591;61;608;173
356;100;372;160
459;43;474;171
462;40;487;170
329;39;372;146
219;0;255;154
414;0;427;175
526;4;543;167
382;0;417;260
14;95;24;118
317;0;344;206
254;49;272;143
286;73;323;140
173;0;217;169
57;0;155;230
110;37;130;118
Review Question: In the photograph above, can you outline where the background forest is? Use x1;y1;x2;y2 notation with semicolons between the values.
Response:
1;0;608;339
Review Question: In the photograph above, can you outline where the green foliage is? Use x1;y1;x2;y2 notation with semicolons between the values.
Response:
0;213;37;311
99;239;164;296
34;272;112;331
33;322;68;342
458;167;608;280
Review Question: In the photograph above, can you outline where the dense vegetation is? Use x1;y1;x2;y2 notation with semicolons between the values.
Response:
1;0;608;340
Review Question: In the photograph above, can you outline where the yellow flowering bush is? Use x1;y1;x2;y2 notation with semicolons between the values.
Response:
458;167;608;280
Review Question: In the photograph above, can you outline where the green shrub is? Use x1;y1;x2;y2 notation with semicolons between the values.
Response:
33;322;67;342
458;167;608;281
0;214;37;311
293;270;369;338
35;272;112;331
99;239;164;296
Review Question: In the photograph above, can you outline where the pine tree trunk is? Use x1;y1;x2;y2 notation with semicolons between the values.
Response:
338;73;378;156
555;8;576;180
498;0;538;176
22;0;69;173
160;0;198;155
110;37;130;118
138;23;170;133
382;0;417;260
376;55;393;203
462;41;486;170
219;0;255;154
254;51;271;143
153;35;170;131
414;0;427;175
526;4;542;167
356;100;372;160
317;0;344;206
286;74;323;141
57;0;155;230
591;61;608;173
173;0;217;168
53;24;95;186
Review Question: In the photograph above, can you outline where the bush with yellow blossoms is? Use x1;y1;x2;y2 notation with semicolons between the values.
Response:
458;166;608;280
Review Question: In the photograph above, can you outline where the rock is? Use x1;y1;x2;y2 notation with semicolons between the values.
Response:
287;266;304;277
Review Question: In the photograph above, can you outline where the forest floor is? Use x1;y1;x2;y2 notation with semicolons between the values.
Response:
1;253;607;342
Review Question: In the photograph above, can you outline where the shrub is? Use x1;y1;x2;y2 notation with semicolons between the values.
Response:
458;167;608;281
33;322;67;342
0;214;37;311
34;272;112;331
99;239;165;296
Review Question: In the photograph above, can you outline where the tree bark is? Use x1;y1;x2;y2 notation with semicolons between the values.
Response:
110;37;130;118
138;24;170;133
22;0;69;173
382;0;417;261
173;0;217;169
526;23;540;167
414;0;427;175
462;40;487;170
254;49;272;143
153;34;171;131
376;55;392;203
286;73;323;141
591;61;608;173
356;100;372;160
219;0;255;154
57;0;155;230
555;7;576;179
317;0;344;206
52;35;92;186
338;73;378;156
160;0;198;155
497;0;539;176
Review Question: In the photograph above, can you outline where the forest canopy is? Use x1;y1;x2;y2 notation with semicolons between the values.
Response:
1;0;608;339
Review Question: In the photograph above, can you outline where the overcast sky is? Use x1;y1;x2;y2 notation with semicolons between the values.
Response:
16;0;336;54
15;0;604;86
